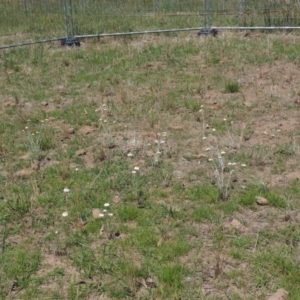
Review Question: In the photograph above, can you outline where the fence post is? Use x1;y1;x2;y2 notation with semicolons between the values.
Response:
83;0;87;11
61;0;80;46
154;0;159;14
23;0;27;11
198;0;216;36
204;0;207;29
208;0;212;28
240;0;246;26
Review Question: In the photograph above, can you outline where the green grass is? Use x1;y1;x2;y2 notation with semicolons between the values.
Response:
225;81;240;93
1;30;300;299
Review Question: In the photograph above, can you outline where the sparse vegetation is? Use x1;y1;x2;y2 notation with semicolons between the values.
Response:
1;12;300;299
225;81;240;93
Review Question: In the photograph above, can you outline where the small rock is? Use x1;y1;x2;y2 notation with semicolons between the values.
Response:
14;169;33;178
255;196;268;206
68;128;75;134
19;153;31;160
267;288;288;300
92;208;101;219
140;131;156;138
75;149;86;156
168;125;183;131
79;126;97;135
137;159;146;166
231;219;243;230
4;101;16;108
146;150;154;157
41;101;48;106
31;160;40;170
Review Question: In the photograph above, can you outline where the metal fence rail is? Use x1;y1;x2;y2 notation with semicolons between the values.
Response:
1;0;300;49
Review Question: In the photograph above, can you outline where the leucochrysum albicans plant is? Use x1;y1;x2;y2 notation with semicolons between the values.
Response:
199;106;247;201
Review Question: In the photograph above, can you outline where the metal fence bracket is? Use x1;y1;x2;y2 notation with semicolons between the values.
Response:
61;37;80;47
197;27;218;37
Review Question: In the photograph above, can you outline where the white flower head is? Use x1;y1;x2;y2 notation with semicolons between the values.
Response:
220;151;226;155
202;136;207;140
228;162;232;166
63;188;70;193
103;209;107;213
205;147;211;151
99;213;105;218
241;164;247;167
104;203;110;207
134;166;140;171
62;211;68;217
132;170;136;174
127;153;133;157
223;118;227;121
108;213;113;217
208;158;213;162
212;128;216;132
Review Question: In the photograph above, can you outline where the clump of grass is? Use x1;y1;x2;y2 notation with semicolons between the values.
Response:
192;204;218;222
225;81;240;93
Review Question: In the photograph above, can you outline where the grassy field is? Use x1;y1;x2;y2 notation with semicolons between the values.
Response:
1;30;300;299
